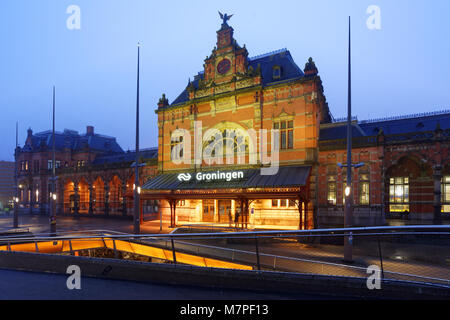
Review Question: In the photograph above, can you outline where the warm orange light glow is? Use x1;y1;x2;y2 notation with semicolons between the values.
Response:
0;238;252;271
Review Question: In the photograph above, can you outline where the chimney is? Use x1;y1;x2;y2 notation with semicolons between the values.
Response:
86;126;94;136
27;127;33;137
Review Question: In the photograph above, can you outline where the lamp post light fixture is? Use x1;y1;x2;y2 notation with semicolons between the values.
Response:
344;186;351;198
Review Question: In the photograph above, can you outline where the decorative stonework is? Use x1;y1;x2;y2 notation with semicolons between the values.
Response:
215;96;235;111
215;83;232;94
236;78;255;90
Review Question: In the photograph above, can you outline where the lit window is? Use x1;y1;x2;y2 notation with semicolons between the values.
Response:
20;161;29;171
327;175;337;205
21;161;29;171
272;199;294;208
389;177;409;212
359;173;370;205
441;176;450;213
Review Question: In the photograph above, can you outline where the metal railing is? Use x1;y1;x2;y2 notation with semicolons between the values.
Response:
0;225;449;288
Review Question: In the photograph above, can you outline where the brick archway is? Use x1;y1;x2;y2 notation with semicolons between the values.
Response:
385;155;433;217
92;176;105;215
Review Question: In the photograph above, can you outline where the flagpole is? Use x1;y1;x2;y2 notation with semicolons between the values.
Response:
134;43;141;234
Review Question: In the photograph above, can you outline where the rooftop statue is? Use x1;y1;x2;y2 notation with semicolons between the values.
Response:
219;11;233;26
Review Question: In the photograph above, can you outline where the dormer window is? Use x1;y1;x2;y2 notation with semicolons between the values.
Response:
273;66;282;80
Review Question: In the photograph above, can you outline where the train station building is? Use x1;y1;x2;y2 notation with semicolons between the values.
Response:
15;17;450;229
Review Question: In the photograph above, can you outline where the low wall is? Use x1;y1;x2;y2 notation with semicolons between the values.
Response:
0;251;448;299
317;207;385;228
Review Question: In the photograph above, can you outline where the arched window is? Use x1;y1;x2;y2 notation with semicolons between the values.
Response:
202;122;253;165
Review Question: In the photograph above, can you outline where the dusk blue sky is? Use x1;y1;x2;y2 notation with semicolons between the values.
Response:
1;0;449;161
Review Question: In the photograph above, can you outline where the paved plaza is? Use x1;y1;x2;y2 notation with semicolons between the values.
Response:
0;213;174;235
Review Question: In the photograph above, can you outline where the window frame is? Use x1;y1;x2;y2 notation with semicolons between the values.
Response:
389;176;410;213
327;175;337;206
273;120;294;150
359;173;370;205
441;176;450;213
272;66;282;80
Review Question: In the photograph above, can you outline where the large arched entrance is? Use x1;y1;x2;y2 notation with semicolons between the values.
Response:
63;180;75;214
78;178;90;214
92;177;105;215
109;175;123;215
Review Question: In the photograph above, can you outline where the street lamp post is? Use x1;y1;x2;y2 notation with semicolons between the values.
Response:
13;121;19;228
344;16;353;263
134;42;141;235
50;86;57;236
339;18;367;262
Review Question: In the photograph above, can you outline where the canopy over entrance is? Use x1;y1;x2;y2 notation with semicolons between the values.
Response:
142;166;311;195
140;166;312;229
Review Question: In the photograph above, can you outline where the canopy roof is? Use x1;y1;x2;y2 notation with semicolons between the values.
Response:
142;166;311;192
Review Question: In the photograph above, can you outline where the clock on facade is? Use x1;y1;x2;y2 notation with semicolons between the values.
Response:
217;58;231;75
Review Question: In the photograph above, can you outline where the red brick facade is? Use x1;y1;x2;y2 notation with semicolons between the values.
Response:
14;18;450;229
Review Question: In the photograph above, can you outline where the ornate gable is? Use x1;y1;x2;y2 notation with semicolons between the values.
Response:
201;13;256;87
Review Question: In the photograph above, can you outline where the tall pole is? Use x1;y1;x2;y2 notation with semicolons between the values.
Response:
13;121;19;228
134;43;141;234
344;16;353;262
50;86;57;235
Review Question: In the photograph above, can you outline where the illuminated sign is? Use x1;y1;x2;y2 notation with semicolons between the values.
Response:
177;171;244;182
